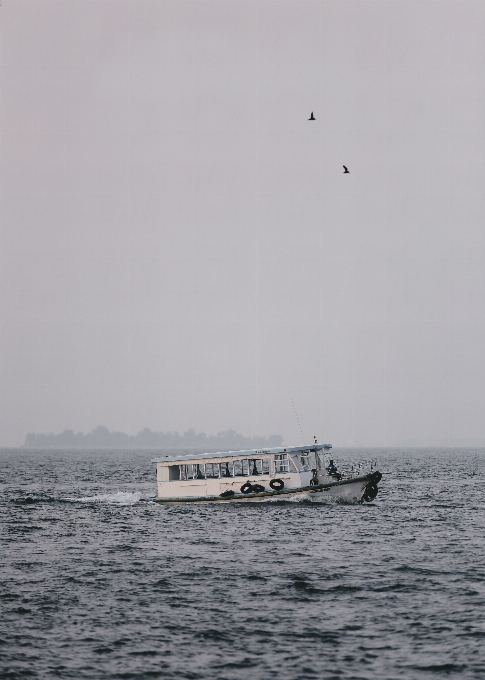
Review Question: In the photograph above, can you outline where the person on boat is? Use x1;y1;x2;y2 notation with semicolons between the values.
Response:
326;459;341;480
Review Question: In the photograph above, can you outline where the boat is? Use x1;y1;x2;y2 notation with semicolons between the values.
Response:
149;441;382;504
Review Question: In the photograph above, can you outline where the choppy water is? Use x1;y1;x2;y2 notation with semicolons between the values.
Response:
1;447;485;680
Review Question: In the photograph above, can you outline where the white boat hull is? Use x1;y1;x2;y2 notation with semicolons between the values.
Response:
148;473;379;505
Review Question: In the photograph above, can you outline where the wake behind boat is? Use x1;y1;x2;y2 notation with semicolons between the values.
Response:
149;442;382;504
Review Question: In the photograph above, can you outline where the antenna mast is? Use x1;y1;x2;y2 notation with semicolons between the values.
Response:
291;398;305;444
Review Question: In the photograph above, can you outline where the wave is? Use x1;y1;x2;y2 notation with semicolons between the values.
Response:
70;491;144;505
256;491;315;503
256;492;362;505
9;491;145;505
9;490;365;507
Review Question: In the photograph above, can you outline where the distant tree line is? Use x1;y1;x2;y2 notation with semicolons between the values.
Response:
24;426;283;450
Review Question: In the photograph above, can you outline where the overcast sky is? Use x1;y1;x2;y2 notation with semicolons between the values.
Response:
1;0;484;447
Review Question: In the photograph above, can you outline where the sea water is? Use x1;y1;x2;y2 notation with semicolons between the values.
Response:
1;448;484;679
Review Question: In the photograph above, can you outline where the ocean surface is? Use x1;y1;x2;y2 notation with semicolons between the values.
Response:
1;447;484;680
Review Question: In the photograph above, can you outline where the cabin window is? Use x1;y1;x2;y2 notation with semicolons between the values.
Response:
178;458;269;479
231;458;265;477
289;451;318;471
274;453;289;473
183;463;205;480
299;452;310;470
205;463;219;478
169;465;180;481
248;458;269;475
220;462;233;477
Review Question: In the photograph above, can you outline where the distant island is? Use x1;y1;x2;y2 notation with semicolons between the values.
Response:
24;426;283;450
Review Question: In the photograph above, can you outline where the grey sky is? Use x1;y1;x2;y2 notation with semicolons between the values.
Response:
1;0;484;447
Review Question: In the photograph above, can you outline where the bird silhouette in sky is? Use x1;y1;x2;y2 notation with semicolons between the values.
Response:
308;112;315;120
343;165;349;173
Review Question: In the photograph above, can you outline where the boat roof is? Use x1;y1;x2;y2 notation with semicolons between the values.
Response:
151;443;332;464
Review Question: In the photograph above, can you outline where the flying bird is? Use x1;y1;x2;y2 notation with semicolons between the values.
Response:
308;112;315;120
343;165;349;173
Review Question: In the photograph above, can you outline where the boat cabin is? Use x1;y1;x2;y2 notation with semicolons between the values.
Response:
152;444;332;499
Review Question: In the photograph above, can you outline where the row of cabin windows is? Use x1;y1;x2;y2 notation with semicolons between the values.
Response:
162;452;326;482
171;454;290;481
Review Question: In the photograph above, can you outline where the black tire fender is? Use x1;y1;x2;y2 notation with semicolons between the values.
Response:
269;479;284;491
363;482;378;502
220;489;234;498
240;482;253;494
